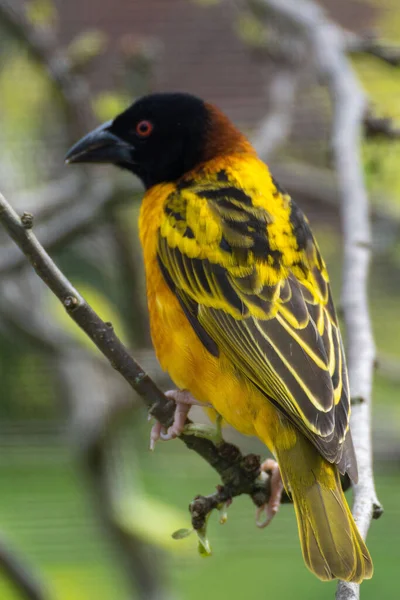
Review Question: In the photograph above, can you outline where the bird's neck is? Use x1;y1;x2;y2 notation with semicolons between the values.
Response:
201;103;256;163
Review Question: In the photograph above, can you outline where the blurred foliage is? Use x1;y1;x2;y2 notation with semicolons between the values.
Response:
351;55;400;204
362;138;400;205
66;30;108;72
351;0;400;205
93;91;131;122
116;494;194;553
353;56;400;116
235;12;267;49
0;48;57;182
0;340;56;419
363;0;400;43
0;45;65;189
25;0;57;29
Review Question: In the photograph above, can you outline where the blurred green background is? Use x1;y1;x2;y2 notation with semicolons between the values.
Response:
0;1;399;599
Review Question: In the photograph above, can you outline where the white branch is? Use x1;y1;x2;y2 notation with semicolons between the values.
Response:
248;1;382;597
252;67;299;159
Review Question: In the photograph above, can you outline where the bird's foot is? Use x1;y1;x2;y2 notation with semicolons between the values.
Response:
150;389;207;450
256;459;284;528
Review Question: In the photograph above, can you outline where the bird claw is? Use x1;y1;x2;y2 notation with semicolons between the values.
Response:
149;421;177;450
150;419;182;450
256;459;283;528
149;389;205;450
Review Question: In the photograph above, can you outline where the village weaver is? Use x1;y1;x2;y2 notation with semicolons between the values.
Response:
65;92;373;583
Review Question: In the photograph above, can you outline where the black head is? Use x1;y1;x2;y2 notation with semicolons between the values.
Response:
65;93;228;188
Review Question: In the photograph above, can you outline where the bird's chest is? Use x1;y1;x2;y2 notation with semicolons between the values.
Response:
145;258;213;393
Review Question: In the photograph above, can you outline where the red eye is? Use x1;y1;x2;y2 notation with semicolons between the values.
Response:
136;120;153;137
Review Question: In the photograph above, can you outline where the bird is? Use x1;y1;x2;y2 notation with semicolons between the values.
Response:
65;92;373;583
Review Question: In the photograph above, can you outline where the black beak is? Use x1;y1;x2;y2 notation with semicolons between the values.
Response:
65;120;134;165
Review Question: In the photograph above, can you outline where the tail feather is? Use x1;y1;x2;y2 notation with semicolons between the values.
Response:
278;448;373;582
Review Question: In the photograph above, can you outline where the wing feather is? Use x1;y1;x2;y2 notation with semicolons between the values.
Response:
157;174;355;477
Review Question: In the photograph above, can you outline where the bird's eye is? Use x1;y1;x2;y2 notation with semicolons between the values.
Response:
136;120;153;137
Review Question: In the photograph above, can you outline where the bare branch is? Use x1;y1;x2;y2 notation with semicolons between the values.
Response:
0;535;51;600
0;171;145;276
0;190;282;532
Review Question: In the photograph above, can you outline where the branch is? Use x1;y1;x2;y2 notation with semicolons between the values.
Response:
252;67;299;159
363;111;400;140
347;32;400;67
0;535;50;600
0;191;283;540
246;1;382;597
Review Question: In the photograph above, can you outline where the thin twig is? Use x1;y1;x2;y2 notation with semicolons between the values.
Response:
0;270;169;599
363;111;400;139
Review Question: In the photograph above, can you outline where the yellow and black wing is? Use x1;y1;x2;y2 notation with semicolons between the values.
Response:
157;172;356;480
